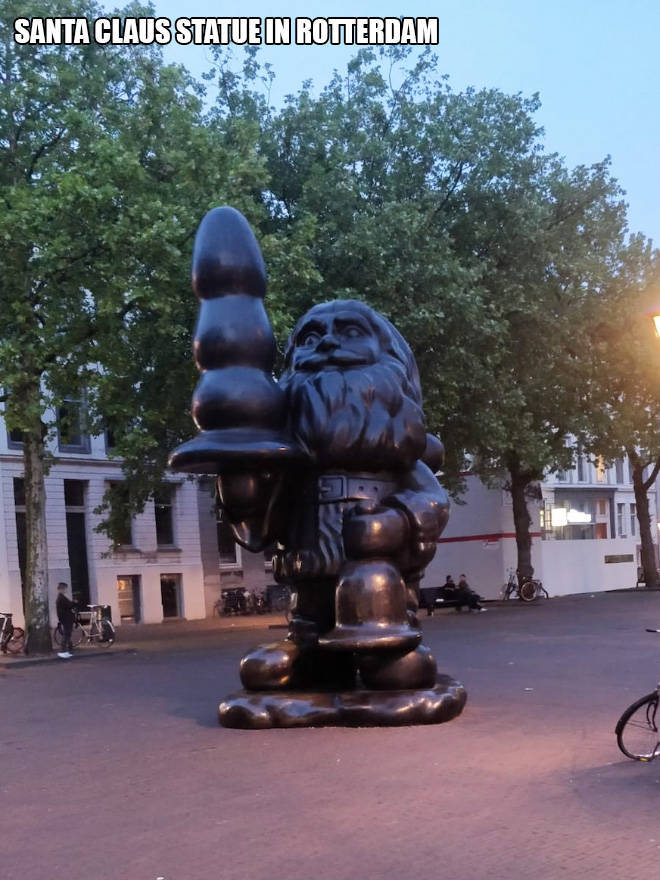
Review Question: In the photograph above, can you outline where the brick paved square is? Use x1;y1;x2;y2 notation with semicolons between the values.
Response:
3;592;660;880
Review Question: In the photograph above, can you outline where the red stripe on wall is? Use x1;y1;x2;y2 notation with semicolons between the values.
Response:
438;532;542;543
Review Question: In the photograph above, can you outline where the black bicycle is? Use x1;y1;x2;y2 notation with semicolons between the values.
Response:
0;611;25;654
616;629;660;761
500;569;549;602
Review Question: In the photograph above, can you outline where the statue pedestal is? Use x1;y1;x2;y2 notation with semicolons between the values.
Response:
218;674;467;729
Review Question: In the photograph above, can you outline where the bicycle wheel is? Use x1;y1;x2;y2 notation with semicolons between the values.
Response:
53;622;84;647
5;626;24;654
99;620;115;645
616;692;660;761
519;580;537;602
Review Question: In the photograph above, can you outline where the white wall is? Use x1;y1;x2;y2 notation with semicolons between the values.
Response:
423;475;542;599
539;537;639;596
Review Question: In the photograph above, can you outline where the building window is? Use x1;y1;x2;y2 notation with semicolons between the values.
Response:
617;503;626;538
264;546;276;569
7;428;23;448
105;428;117;453
596;456;607;483
217;515;240;567
615;459;624;483
630;504;637;537
556;469;567;483
576;449;586;482
108;482;133;547
57;398;90;453
154;485;175;546
628;459;635;483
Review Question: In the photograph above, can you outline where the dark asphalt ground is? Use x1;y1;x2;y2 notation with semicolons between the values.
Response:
4;591;660;880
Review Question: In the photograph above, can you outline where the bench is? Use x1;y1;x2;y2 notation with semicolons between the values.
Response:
420;587;462;611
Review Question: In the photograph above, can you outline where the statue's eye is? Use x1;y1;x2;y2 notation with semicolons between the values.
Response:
343;325;365;339
300;331;321;347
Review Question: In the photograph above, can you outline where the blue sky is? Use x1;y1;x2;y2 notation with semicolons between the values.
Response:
152;0;660;245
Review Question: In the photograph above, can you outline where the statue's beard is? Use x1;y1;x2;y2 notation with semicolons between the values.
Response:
281;357;427;472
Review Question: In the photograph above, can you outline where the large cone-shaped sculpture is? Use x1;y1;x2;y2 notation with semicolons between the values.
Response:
169;207;299;475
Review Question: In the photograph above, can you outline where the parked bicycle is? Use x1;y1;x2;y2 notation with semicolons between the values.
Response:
53;604;115;648
214;586;291;619
0;612;25;654
616;628;660;761
500;569;549;602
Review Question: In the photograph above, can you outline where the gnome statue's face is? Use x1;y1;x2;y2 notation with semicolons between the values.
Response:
287;307;382;372
280;300;428;471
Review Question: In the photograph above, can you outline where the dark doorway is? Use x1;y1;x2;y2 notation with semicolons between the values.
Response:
65;481;90;607
15;511;27;610
160;574;181;618
66;512;90;607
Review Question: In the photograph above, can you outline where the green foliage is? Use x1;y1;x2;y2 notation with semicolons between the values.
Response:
208;48;639;500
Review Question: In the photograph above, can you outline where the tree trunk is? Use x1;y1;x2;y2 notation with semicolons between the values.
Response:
508;456;534;582
631;455;660;591
23;410;52;653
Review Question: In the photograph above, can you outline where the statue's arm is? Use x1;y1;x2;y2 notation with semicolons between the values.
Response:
217;472;286;553
382;461;450;573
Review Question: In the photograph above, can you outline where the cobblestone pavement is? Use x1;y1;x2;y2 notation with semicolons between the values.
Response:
4;590;660;880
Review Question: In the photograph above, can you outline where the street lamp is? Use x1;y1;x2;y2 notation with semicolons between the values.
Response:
640;282;660;337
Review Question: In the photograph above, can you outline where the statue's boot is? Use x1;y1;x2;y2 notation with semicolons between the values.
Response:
239;639;357;691
239;640;304;691
359;644;437;690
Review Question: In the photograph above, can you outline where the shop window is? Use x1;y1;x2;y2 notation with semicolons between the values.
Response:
117;575;141;622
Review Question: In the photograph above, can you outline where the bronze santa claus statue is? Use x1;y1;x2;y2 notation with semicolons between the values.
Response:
170;206;466;728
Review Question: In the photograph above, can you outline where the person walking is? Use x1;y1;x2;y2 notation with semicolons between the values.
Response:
56;582;76;658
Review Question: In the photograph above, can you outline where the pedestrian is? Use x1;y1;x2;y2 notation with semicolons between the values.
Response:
456;574;486;612
56;582;76;659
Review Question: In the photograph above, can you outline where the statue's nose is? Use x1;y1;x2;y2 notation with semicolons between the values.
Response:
317;334;339;352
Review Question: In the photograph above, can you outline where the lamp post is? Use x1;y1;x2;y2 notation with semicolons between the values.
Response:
645;303;660;338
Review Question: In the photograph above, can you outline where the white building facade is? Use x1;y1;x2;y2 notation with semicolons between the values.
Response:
0;410;206;629
424;451;657;599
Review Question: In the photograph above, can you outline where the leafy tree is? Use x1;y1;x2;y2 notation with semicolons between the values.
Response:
210;47;636;579
0;0;269;651
580;240;660;589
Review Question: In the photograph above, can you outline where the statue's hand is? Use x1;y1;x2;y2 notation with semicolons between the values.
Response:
383;489;448;572
217;472;283;552
217;472;279;521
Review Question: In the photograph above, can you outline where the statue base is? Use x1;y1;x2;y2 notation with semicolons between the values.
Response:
218;674;466;729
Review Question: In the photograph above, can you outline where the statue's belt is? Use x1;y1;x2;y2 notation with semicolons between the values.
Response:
318;474;397;504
